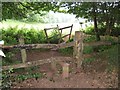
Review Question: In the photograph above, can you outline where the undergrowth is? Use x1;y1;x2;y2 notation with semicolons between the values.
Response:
100;45;118;72
1;26;119;89
2;66;43;89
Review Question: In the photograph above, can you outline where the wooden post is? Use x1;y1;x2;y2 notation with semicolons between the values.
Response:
19;35;27;63
73;31;84;68
62;63;69;79
51;57;57;71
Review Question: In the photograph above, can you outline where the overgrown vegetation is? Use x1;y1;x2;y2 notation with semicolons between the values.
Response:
2;67;43;89
100;45;118;72
58;47;73;56
1;25;119;89
1;2;119;88
83;25;120;37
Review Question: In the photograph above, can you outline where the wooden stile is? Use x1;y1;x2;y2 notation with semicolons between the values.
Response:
19;35;27;63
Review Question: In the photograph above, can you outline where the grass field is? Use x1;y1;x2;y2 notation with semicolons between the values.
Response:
1;19;93;35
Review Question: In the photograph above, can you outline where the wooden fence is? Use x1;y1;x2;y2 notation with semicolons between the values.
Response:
44;24;73;43
1;31;116;71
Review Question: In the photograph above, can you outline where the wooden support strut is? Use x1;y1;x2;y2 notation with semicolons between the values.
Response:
73;31;84;68
2;57;72;71
19;35;27;63
1;44;58;49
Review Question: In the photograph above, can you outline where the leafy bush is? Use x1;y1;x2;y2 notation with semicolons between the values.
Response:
111;25;120;36
2;68;43;89
1;27;64;45
1;27;18;45
83;25;94;35
2;69;14;89
92;45;111;52
1;27;47;45
2;27;65;65
83;35;96;42
83;24;120;36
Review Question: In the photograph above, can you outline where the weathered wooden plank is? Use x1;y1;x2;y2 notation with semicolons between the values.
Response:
1;42;74;50
44;26;59;43
69;24;73;40
51;41;74;50
1;44;58;49
58;41;74;49
84;41;111;46
2;57;72;70
2;59;51;70
83;53;98;58
1;41;111;50
44;27;58;30
59;25;73;30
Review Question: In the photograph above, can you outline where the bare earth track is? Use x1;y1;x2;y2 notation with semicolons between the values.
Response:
11;49;118;88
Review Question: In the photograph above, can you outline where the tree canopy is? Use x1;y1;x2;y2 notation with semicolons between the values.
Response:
2;2;59;20
2;2;120;39
59;2;120;39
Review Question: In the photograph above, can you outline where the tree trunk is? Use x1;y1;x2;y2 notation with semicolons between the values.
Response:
93;16;100;41
106;17;115;35
93;3;100;41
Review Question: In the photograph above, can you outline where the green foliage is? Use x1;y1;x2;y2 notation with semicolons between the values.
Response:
94;45;111;52
97;24;106;35
102;45;118;71
2;49;22;66
66;2;120;33
49;29;61;44
2;26;65;45
83;25;94;35
2;67;43;89
2;27;47;65
2;69;14;89
2;52;15;65
111;25;120;36
2;2;58;20
83;57;95;64
83;35;96;42
83;46;93;54
58;47;73;56
104;36;115;42
1;27;18;45
16;73;43;82
83;25;120;36
1;27;47;45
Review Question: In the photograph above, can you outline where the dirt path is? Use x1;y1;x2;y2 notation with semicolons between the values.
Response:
11;49;118;88
13;72;105;88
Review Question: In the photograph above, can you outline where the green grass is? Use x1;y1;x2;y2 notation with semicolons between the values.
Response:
100;45;118;71
83;46;93;54
16;73;43;82
58;47;73;56
83;57;95;64
1;19;45;30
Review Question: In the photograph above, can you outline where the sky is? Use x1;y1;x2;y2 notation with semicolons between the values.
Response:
48;11;87;23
